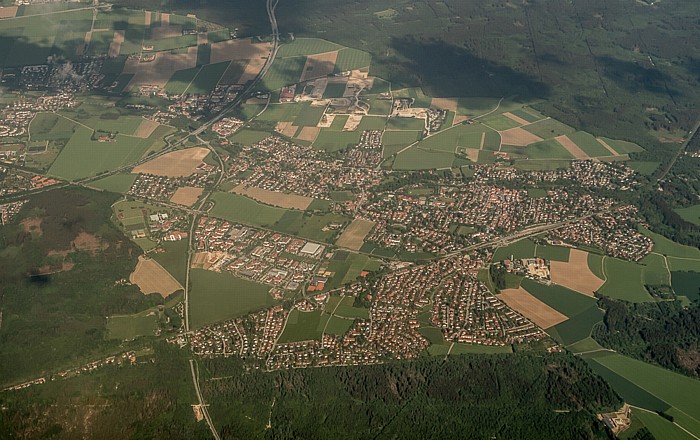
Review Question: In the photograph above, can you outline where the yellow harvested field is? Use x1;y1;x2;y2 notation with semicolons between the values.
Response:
431;97;459;112
502;112;530;126
237;57;267;84
596;138;621;156
555;135;589;159
108;30;125;58
76;31;91;56
0;6;17;17
296;126;320;142
123;47;197;90
336;218;376;251
299;51;338;82
161;12;170;25
464;148;480;163
132;147;209;177
210;39;271;64
453;114;470;125
499;287;568;329
133;118;161;138
130;256;183;298
232;184;313;210
343;114;362;131
275;121;298;138
170;186;204;206
144;10;151;26
499;127;543;146
550;249;604;296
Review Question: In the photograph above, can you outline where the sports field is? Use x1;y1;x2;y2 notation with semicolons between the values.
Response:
189;269;274;328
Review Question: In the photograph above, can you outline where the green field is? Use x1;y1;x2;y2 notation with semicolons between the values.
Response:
675;204;700;226
278;309;324;342
523;139;575;160
413;123;496;153
258;56;306;91
392;148;455;170
257;102;306;122
356;116;387;131
323;82;347;99
598;137;645;155
509;108;544;123
189;269;274;328
634;410;696;440
367;96;393;115
324;252;381;290
453;97;502;117
586;353;700;438
641;252;671;286
534;243;570;262
548;305;604;346
480;113;521;131
642;228;700;272
522;118;575;139
599;257;654;302
276;38;341;57
333;47;371;72
386;117;425;131
293;103;326;127
671;271;700;302
229;129;271;146
313;129;361;152
186;61;230;95
323;315;355;335
47;127;159;181
87;173;137;194
29;113;79;141
164;67;200;95
210;192;287;227
106;310;160;341
492;239;537;261
514;160;572;171
566;131;612;157
382;130;422;147
520;278;597;318
326;295;370;319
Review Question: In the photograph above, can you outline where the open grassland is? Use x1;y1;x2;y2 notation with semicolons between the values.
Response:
47;127;157;181
151;240;188;286
276;38;341;57
293;103;326;127
392;147;455;170
548;305;604;346
566;131;613;157
480;113;521;131
313;129;361;152
520;278;597;318
87;173;136;194
229;129;270;146
521;138;575;160
186;61;229;95
634;410;697;440
257;56;306;91
323;315;354;335
671;271;700;303
522;119;575;139
105;310;159;341
675;204;700;226
334;47;371;72
534;243;569;261
323;252;381;290
492;239;537;261
189;269;274;329
598;137;645;155
279;309;324;343
210;192;286;227
164;66;200;95
599;258;654;302
642;228;700;272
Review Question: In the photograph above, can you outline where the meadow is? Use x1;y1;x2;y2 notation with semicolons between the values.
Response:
598;258;654;302
520;278;596;318
188;269;275;328
278;309;325;343
87;173;137;194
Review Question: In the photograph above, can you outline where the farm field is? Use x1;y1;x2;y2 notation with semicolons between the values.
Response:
498;287;567;329
132;147;209;177
313;129;361;152
565;131;613;157
549;249;604;296
335;218;375;251
278;309;324;343
326;295;370;319
671;271;700;303
323;251;381;290
229;129;270;146
87;173;137;194
492;239;537;262
186;61;230;95
189;269;275;328
675;204;700;226
276;38;341;57
534;243;569;261
47;127;162;181
164;67;200;95
547;305;604;346
231;184;313;210
521;118;575;139
599;258;654;302
520;278;597;318
642;228;700;272
105;310;160;341
129;256;183;298
323;315;354;335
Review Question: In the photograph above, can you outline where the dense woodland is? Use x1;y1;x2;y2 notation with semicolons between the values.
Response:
594;298;700;377
202;353;621;439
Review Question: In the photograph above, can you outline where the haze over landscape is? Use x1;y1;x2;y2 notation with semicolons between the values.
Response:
1;0;700;438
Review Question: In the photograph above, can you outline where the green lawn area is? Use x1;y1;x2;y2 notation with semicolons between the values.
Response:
522;118;575;138
47;127;157;181
566;131;612;157
324;252;381;290
599;257;654;302
29;112;78;141
534;243;570;262
328;296;369;319
671;271;700;302
628;161;660;175
634;410;696;440
527;188;547;198
514;160;572;171
106;309;160;341
189;269;274;328
278;309;324;342
523;139;575;160
392;147;455;170
257;102;306;122
323;315;354;335
454;97;502;117
675;204;700;227
87;173;137;194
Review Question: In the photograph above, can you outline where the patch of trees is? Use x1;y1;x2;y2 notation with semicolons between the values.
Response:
203;352;621;439
594;298;700;377
490;264;507;293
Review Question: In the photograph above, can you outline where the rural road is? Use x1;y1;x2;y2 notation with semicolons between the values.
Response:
189;359;221;440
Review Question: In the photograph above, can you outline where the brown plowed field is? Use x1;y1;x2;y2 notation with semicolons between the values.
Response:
210;39;271;63
555;135;589;159
130;256;183;298
132;147;209;177
502;112;530;126
499;287;568;329
550;249;604;296
299;51;338;82
336;218;375;251
499;127;543;146
170;186;204;206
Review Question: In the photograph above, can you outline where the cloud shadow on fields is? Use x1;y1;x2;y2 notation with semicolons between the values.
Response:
386;36;550;99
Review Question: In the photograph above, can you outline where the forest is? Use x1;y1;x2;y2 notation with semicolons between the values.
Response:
594;298;700;377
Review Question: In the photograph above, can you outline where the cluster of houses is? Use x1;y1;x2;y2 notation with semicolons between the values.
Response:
211;116;244;137
128;171;214;203
344;130;382;168
0;199;26;225
0;93;77;142
549;206;654;261
0;168;58;196
432;274;546;345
